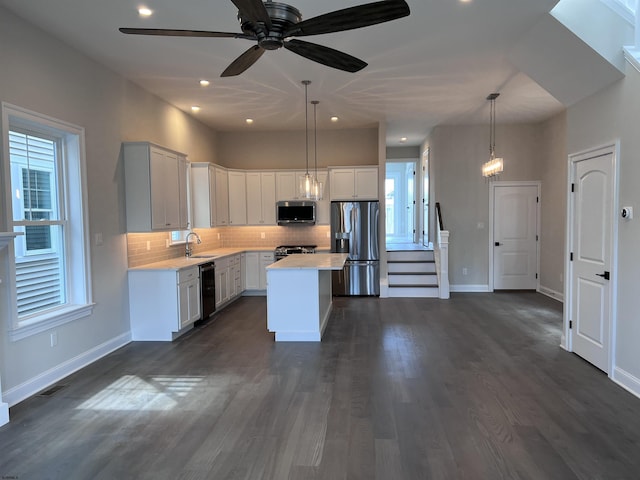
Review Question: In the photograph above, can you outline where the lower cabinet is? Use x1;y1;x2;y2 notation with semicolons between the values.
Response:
129;266;201;341
244;251;275;291
215;254;243;309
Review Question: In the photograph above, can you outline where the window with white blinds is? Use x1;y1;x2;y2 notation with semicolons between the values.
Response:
3;103;92;339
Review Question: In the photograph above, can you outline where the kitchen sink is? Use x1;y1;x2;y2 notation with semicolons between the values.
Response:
190;254;218;259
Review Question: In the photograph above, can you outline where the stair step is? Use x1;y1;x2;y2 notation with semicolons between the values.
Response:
388;262;436;273
387;285;440;298
387;250;434;262
389;273;438;286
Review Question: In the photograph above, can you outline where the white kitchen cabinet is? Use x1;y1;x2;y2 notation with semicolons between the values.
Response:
244;251;274;291
191;163;231;227
228;170;247;225
128;266;200;341
277;170;319;200
215;254;243;309
215;167;229;226
246;171;276;225
123;142;188;232
315;170;330;224
329;167;379;200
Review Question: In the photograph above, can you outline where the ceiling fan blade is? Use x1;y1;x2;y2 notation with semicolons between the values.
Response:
119;28;254;40
284;0;410;37
284;39;367;73
221;45;266;77
229;0;272;29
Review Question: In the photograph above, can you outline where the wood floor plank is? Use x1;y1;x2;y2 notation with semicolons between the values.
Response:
1;293;640;479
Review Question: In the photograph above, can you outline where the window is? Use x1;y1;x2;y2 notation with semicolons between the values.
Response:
2;103;93;340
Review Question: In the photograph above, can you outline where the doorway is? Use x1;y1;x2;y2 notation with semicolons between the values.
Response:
385;161;417;245
490;182;540;290
565;143;618;374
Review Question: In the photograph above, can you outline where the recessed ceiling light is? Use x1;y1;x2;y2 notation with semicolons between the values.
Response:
138;7;153;17
330;116;339;122
199;80;210;87
191;105;201;112
246;118;254;124
400;137;408;143
459;0;472;3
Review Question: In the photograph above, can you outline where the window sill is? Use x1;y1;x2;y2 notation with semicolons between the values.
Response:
624;46;640;73
9;303;95;342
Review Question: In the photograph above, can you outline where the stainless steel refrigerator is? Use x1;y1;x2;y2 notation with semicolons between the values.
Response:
331;200;380;296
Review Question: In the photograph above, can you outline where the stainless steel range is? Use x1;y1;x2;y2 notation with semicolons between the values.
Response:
274;245;317;261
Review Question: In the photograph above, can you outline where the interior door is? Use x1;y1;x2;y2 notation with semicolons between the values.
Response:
493;184;538;289
570;151;614;372
422;149;429;247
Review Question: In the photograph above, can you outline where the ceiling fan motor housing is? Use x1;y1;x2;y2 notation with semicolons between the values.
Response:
239;2;302;50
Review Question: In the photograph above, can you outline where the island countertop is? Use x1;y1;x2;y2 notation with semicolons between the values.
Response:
266;253;348;271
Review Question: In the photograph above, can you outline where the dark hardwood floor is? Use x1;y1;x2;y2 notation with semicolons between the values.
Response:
1;292;639;479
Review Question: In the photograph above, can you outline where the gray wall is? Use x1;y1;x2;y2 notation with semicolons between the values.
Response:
0;7;218;397
566;64;640;388
386;146;420;159
217;128;378;170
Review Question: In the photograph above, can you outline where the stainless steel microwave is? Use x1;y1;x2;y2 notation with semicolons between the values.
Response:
276;201;316;225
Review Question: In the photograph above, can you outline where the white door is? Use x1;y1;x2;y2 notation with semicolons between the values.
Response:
422;149;429;247
493;184;538;289
570;150;614;372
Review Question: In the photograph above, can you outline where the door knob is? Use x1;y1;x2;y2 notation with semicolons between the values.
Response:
596;271;610;280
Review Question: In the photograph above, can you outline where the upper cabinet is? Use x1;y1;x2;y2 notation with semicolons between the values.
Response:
228;170;246;226
123;142;188;232
246;171;276;225
329;167;378;200
191;163;232;227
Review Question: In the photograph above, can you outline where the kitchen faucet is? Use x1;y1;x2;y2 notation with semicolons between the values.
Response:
185;231;202;257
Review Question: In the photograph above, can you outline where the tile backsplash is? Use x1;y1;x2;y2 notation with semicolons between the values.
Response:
127;225;331;267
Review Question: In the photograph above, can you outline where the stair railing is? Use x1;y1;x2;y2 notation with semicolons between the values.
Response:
434;203;450;299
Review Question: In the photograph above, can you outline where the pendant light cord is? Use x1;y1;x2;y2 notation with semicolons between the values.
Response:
303;80;310;175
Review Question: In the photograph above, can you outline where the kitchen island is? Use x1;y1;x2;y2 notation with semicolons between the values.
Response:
266;253;348;342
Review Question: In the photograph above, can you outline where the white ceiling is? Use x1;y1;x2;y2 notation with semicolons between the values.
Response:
0;0;568;145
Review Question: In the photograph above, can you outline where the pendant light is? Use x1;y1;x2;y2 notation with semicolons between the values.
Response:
482;93;504;179
299;80;314;199
311;100;323;200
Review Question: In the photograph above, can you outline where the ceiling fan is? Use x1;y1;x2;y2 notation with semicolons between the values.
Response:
120;0;410;77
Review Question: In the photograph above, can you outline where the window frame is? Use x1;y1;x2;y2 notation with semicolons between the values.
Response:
2;103;94;341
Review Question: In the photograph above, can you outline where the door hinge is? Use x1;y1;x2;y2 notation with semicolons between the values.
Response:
570;252;573;261
537;196;539;203
571;183;575;193
569;320;573;329
536;235;539;241
535;273;538;279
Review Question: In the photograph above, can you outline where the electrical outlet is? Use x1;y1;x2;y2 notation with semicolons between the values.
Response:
95;232;103;246
462;267;468;275
260;232;265;239
165;239;169;248
50;332;58;347
326;231;330;238
217;233;221;240
146;240;151;251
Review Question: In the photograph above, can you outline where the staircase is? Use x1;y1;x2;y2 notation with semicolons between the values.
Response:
387;249;439;298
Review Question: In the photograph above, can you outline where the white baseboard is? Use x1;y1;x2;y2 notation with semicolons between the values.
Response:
538;286;564;302
3;332;131;408
450;284;489;293
612;366;640;399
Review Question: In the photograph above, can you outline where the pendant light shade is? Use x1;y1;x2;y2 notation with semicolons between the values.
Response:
299;80;314;199
483;93;504;179
311;100;323;200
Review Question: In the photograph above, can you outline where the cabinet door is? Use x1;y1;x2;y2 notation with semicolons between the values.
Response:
208;166;217;227
330;168;355;200
177;155;189;229
315;170;330;224
215;168;229;226
276;171;297;200
162;151;182;229
228;171;247;225
150;147;168;229
259;253;274;289
244;252;260;289
354;167;378;199
178;277;201;329
246;172;262;225
261;172;277;225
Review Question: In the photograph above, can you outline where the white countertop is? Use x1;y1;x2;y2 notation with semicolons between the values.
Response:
129;247;275;271
266;253;348;271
